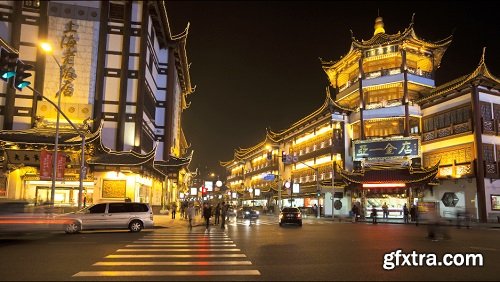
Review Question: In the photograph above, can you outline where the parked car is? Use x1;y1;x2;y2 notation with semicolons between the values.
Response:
279;207;302;226
60;202;154;234
237;206;259;219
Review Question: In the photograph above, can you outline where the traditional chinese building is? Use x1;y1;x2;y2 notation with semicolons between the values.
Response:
221;15;500;222
0;1;194;210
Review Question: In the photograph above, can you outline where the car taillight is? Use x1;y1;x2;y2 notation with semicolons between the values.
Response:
150;212;153;221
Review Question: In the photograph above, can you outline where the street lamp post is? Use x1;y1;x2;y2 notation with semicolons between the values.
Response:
40;42;64;207
27;85;86;209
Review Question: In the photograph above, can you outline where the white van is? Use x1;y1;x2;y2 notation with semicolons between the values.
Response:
61;202;154;234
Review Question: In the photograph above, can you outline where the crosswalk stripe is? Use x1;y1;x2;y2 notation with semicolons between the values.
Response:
117;248;241;252
134;240;234;243
93;261;253;266
125;244;237;247
105;254;247;258
138;238;231;241
73;270;261;277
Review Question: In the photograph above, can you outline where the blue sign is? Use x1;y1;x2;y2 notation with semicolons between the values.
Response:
263;174;276;181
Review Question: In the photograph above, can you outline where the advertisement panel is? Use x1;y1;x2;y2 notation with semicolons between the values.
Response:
39;150;53;180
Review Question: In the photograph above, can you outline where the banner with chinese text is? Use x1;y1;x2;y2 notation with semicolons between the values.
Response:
353;137;420;160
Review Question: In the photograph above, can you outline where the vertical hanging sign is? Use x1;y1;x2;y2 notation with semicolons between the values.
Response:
40;150;53;180
56;153;66;180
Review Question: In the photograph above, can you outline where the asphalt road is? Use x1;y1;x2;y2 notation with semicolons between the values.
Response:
0;215;499;281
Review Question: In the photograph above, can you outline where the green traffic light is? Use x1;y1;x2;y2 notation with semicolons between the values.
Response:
16;81;30;89
2;71;15;79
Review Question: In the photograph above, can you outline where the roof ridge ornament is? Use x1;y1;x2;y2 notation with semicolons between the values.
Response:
373;15;385;35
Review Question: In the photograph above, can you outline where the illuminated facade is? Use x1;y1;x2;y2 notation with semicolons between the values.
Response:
0;1;194;209
222;16;500;222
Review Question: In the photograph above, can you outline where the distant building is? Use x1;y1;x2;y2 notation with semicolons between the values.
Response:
0;1;194;209
221;16;500;222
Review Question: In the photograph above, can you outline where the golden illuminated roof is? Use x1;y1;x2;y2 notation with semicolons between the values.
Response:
418;48;500;104
321;14;453;73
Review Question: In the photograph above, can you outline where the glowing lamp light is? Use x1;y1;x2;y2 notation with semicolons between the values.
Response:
363;183;406;188
284;181;291;189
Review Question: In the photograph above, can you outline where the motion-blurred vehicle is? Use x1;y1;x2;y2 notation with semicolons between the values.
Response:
60;202;154;234
226;205;237;217
0;200;68;237
279;207;302;226
237;206;259;219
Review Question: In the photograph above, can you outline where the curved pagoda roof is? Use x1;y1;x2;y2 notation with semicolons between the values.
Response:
338;161;440;185
321;14;453;72
418;48;500;104
87;126;157;166
219;133;279;168
0;122;102;146
267;87;347;140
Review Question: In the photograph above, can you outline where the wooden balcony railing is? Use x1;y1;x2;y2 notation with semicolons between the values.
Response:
422;120;472;142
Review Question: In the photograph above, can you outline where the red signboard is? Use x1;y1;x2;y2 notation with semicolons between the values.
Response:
39;150;52;180
39;150;65;180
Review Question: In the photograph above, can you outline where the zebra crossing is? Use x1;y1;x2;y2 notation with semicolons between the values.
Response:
72;230;260;279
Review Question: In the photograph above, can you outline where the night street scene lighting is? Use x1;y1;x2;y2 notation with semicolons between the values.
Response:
0;1;498;281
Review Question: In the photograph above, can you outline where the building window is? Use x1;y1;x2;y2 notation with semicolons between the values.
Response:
483;144;494;162
109;2;125;21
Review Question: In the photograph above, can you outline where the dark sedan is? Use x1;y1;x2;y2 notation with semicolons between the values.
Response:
237;207;259;219
279;207;302;226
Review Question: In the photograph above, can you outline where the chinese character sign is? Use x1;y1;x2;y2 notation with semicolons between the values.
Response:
39;150;66;180
40;150;53;180
353;137;420;160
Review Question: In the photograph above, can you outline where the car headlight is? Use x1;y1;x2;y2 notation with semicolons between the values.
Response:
245;211;249;214
255;211;259;215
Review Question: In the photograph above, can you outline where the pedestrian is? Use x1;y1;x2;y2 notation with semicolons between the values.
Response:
410;204;416;222
403;203;409;224
220;201;227;229
202;202;211;229
371;206;378;224
351;204;359;223
382;202;389;219
171;202;177;219
187;203;195;229
214;203;221;225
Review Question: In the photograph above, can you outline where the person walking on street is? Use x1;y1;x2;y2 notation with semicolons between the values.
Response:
202;203;211;229
403;203;409;224
382;202;389;219
187;203;195;229
220;201;227;229
214;203;221;225
371;206;378;224
171;202;177;219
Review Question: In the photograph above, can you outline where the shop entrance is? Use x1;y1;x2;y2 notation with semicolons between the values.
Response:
352;188;408;219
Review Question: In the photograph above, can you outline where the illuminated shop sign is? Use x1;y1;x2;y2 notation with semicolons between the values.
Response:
353;137;420;160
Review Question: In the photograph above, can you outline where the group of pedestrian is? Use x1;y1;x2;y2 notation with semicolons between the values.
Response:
202;201;229;230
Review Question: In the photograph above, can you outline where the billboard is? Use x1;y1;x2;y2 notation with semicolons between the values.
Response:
353;137;420;160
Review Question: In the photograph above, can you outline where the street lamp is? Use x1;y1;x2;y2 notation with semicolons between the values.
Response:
39;41;63;207
27;85;86;209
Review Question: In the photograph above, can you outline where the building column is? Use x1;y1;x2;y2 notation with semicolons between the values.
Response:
401;48;410;137
31;1;49;126
471;83;487;222
134;0;149;153
358;56;365;140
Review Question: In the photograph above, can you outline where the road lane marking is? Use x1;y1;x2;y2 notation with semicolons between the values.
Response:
117;248;241;252
138;238;231;241
134;240;234;243
73;270;261;277
93;261;253;266
105;254;247;258
126;244;237;247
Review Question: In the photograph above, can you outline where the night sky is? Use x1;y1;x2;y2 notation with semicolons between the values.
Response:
165;1;499;177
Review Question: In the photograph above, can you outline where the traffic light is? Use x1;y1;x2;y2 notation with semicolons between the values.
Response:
282;151;286;162
266;150;272;160
0;48;18;82
201;186;207;196
14;60;33;90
